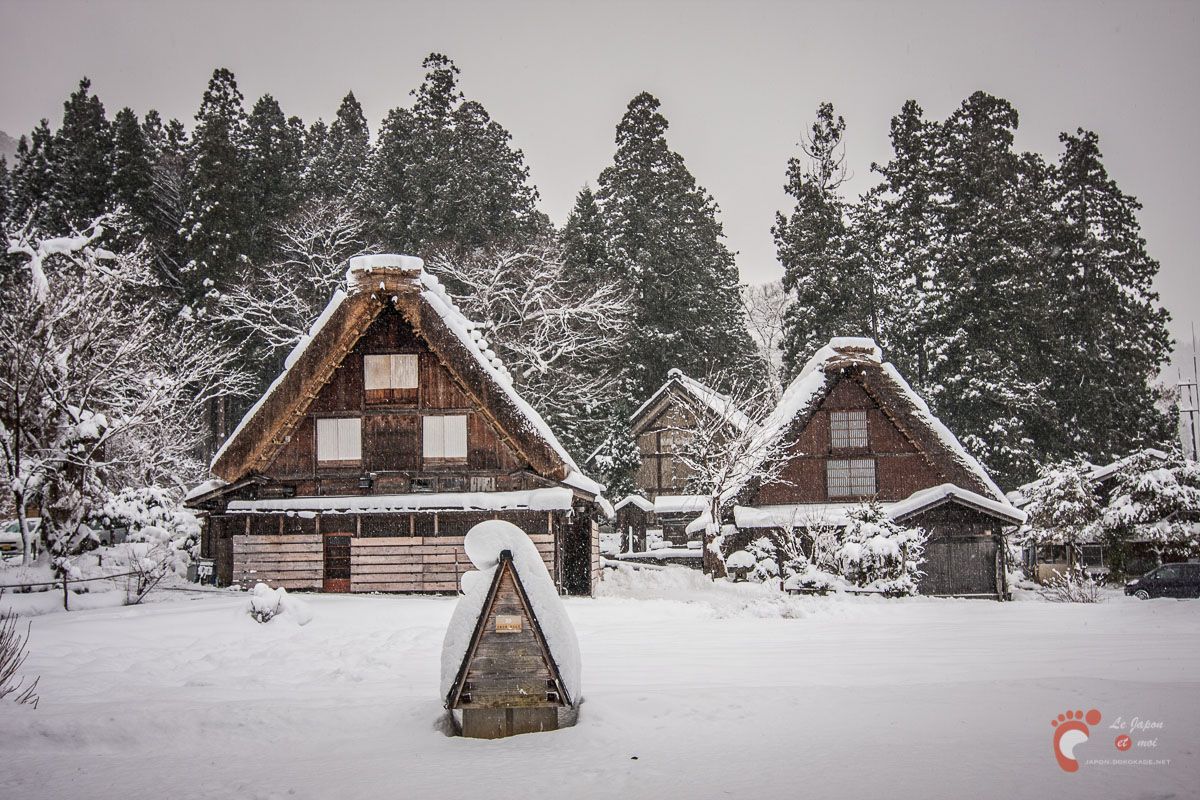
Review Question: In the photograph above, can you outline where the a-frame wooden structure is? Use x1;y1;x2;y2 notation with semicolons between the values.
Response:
445;550;573;738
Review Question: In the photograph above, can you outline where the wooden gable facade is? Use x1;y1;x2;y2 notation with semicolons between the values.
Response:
617;370;750;550
736;339;1024;599
186;256;603;596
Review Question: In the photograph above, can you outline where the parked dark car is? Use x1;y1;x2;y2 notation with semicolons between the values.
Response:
1124;563;1200;599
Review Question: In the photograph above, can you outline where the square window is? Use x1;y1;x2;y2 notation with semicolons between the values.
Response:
316;417;362;462
423;415;468;461
826;458;875;497
364;354;418;390
830;410;869;449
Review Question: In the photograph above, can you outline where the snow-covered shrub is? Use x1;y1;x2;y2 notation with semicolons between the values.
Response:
1040;567;1103;603
782;561;844;595
247;583;313;625
0;598;40;708
724;550;757;582
1019;458;1103;576
837;502;927;596
742;536;780;583
94;487;201;603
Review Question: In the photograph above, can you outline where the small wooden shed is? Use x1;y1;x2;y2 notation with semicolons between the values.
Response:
444;549;575;738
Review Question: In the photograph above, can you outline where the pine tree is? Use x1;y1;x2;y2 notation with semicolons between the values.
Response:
181;68;252;300
366;53;544;254
302;118;335;198
328;91;370;197
245;94;305;261
1047;129;1174;461
560;185;611;287
596;91;760;401
9;120;57;227
110;107;154;247
774;103;872;376
0;157;11;236
48;77;113;232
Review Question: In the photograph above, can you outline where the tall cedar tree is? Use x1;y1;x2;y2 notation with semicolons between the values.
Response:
774;103;874;377
9;121;56;228
1048;129;1174;458
596;92;760;401
561;185;612;288
366;53;544;256
47;78;113;232
141;112;192;296
327;92;371;197
181;68;252;301
109;107;155;250
245;94;306;263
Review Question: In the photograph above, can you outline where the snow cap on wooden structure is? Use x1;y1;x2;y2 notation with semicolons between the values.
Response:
729;337;1013;505
631;368;755;434
442;520;581;710
203;254;602;498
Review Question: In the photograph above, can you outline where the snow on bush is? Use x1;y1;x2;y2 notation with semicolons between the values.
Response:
0;598;40;708
836;502;927;596
781;562;845;595
1103;450;1200;563
442;521;580;703
94;487;201;603
740;537;780;583
247;583;313;625
1039;567;1103;603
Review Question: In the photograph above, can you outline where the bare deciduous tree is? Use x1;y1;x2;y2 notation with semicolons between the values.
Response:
424;237;632;457
742;280;789;400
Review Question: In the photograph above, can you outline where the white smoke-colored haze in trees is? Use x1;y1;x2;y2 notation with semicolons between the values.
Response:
0;0;1194;374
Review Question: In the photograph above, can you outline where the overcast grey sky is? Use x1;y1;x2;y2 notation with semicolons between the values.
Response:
1;0;1197;374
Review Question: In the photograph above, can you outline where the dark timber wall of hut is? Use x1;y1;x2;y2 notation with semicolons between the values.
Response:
755;378;943;505
902;503;1005;598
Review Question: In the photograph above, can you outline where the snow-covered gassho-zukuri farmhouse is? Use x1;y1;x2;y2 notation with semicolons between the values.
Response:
729;338;1026;598
184;255;604;595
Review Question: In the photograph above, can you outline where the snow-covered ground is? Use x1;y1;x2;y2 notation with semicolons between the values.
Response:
1;566;1196;800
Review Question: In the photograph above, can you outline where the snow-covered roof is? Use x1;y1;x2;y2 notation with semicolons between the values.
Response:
631;369;754;433
225;488;574;515
205;255;603;498
889;483;1026;525
183;478;229;504
729;337;1010;505
442;521;580;706
613;494;708;515
734;483;1026;529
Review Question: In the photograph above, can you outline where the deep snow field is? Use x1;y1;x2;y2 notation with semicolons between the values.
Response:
1;565;1196;800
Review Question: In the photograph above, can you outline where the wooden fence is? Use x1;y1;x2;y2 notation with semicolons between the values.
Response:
350;534;555;593
232;534;323;590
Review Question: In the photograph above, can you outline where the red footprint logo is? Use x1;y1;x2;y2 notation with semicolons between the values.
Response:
1051;708;1101;772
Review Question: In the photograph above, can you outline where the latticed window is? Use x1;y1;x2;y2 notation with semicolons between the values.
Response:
826;458;876;497
830;410;869;449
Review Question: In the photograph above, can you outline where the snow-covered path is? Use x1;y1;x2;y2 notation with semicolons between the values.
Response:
2;570;1196;800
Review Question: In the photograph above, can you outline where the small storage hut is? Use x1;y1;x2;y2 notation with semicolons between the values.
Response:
442;521;580;739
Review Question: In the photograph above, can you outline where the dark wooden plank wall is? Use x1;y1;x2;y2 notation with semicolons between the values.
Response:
232;534;323;590
756;377;945;504
350;533;556;593
461;567;557;709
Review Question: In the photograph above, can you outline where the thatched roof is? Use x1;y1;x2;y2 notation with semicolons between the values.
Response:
208;255;601;497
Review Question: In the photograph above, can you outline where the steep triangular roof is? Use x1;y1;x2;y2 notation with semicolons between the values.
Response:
630;369;754;435
735;337;1009;504
444;550;572;710
208;255;601;496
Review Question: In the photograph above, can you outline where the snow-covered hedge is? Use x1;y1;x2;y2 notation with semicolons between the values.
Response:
247;583;313;625
836;503;927;596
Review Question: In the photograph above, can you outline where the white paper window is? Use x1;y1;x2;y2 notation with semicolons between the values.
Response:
826;458;876;497
830;410;869;449
423;415;468;460
316;417;362;462
364;354;418;390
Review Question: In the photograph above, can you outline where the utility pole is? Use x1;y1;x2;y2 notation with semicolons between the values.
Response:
1179;323;1200;461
